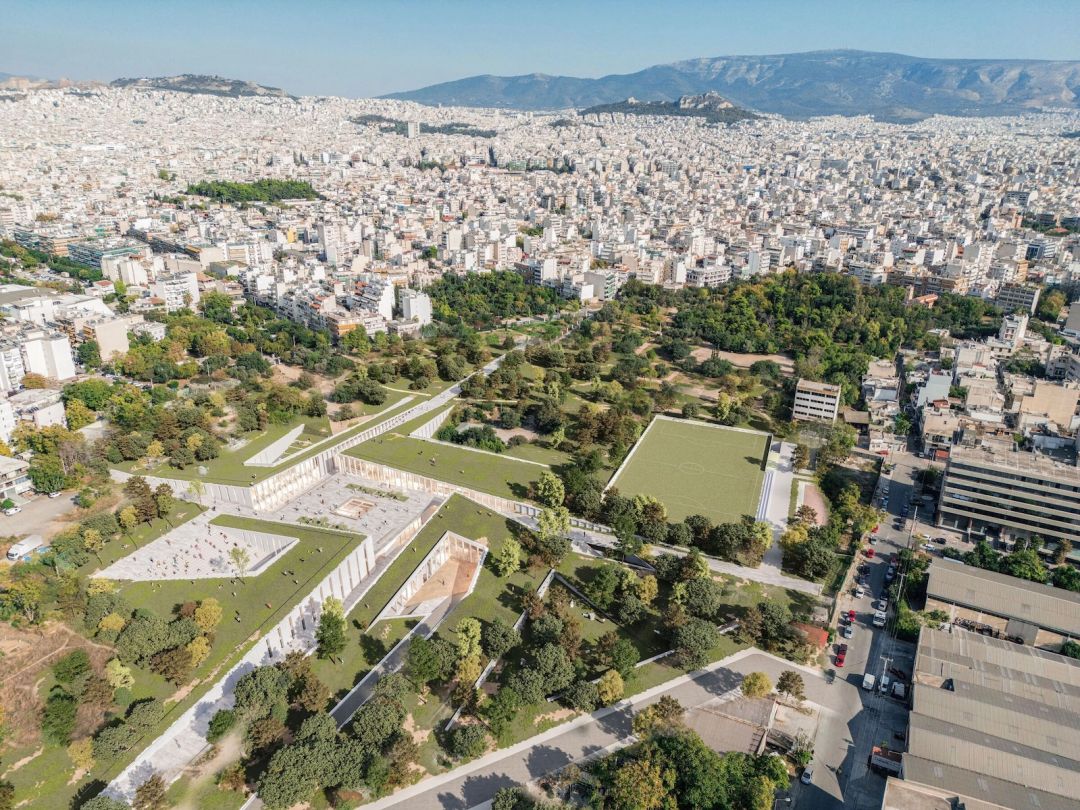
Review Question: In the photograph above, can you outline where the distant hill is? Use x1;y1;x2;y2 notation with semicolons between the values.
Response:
110;74;293;99
580;91;758;124
385;50;1080;121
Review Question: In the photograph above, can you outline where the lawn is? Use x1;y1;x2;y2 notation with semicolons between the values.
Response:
114;393;416;487
607;416;770;524
346;408;544;501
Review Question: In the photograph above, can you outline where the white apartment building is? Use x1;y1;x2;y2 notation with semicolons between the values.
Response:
21;329;77;381
0;400;15;445
153;272;200;312
399;288;433;325
792;378;842;422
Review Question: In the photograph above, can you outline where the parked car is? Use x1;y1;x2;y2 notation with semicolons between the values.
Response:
800;765;814;785
873;611;887;627
862;672;877;691
847;609;856;623
865;548;875;558
3;507;21;516
842;625;854;639
835;644;848;667
922;543;936;553
934;536;947;544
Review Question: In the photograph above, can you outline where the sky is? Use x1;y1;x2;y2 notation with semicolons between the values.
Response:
3;0;1079;98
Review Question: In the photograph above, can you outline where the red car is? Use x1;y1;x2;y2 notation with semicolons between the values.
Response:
865;548;875;558
847;609;856;623
835;644;848;667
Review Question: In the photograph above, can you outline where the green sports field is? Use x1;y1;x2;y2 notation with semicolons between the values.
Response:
608;417;771;524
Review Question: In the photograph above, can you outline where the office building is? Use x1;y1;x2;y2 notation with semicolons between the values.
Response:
937;444;1080;548
792;379;842;422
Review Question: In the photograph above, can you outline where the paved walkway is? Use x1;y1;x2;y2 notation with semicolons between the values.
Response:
330;594;455;725
364;648;865;810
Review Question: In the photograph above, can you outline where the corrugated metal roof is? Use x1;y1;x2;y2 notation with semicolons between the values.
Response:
926;560;1080;637
902;756;1078;810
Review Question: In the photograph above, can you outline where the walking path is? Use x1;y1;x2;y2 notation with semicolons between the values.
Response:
364;648;859;810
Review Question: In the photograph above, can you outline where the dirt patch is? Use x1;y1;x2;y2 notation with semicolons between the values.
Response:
403;714;431;745
533;707;575;726
799;482;830;526
0;623;115;752
5;746;43;774
689;347;795;375
271;364;339;396
404;558;478;611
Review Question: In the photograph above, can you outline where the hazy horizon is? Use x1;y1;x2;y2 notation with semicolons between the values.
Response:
4;0;1079;98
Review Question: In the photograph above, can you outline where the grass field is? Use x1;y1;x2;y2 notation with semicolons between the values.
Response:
608;416;770;524
346;407;544;501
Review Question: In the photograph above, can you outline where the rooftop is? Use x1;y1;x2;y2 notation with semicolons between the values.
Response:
926;559;1080;638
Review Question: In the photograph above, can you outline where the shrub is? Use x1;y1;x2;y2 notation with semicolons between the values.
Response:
449;724;489;760
207;709;236;743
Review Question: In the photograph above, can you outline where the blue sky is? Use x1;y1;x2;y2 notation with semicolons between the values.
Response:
3;0;1078;97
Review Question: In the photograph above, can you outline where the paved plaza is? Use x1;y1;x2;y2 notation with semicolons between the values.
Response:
97;474;434;582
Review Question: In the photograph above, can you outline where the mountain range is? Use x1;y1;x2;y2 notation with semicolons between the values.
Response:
384;50;1080;121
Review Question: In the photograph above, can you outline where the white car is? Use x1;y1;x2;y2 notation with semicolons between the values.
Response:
800;765;814;785
873;610;887;627
922;543;936;553
47;491;62;498
3;507;21;516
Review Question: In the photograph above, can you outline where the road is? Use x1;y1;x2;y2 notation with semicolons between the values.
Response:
365;648;875;810
4;490;78;539
824;448;922;809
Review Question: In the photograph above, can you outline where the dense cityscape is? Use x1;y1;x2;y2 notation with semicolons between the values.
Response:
0;10;1079;810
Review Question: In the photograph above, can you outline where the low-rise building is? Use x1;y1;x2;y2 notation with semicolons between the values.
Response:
0;455;32;501
899;624;1080;810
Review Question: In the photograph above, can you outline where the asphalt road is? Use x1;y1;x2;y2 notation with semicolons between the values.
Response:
365;648;888;810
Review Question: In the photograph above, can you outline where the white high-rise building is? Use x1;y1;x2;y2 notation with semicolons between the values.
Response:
399;289;433;326
0;345;24;393
21;329;77;381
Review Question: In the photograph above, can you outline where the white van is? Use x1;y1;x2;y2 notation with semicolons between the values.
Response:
6;535;50;562
862;673;876;691
879;675;891;694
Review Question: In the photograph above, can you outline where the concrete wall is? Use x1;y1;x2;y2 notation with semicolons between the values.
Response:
244;424;305;466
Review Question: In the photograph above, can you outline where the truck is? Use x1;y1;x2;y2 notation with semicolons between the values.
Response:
869;746;903;776
862;672;876;691
6;535;50;562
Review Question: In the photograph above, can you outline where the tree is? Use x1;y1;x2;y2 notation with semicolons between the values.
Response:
741;671;772;699
295;673;330;713
673;618;719;669
1053;538;1073;566
534;506;571;560
28;455;68;495
228;545;251;580
54;649;91;683
584;564;620;611
316;599;347;661
20;372;48;389
776;670;806;702
152;484;174;523
193;598;222;633
534;470;565;508
606;637;640;678
609;757;669;810
482;616;520;660
42;690;78;744
186;636;211;668
65;398;95;430
80;798;131;810
449;724;489;760
454;617;483;662
207;709;236;743
133;773;167;810
632;696;685;737
492;536;522;577
118;505;138;536
564;679;600;711
67;737;96;772
1001;548;1048;583
233;665;291;720
406;635;452;688
106;658;135;689
1061;640;1080;660
793;444;810;470
597;670;625;705
150;645;193;685
683;577;725;622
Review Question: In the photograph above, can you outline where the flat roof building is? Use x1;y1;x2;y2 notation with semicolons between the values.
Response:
792;378;841;422
937;444;1080;549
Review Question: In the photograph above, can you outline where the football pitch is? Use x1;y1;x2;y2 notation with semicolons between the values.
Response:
608;417;771;524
